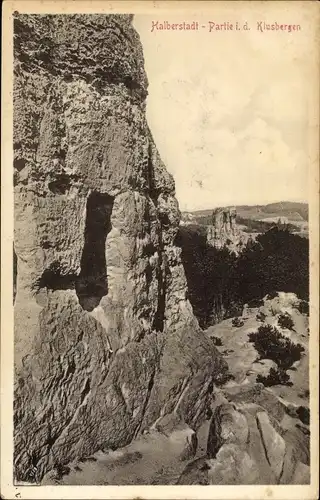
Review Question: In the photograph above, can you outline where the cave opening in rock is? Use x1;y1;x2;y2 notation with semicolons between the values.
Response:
76;192;114;312
48;174;72;195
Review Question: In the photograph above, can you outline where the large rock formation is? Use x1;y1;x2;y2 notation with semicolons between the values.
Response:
13;13;227;483
207;207;251;253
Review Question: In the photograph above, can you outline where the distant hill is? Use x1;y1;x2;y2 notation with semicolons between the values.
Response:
183;202;308;222
181;202;308;236
234;202;308;222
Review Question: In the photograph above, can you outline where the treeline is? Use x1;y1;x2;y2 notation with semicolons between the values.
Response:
237;216;299;234
176;225;242;327
186;214;300;233
177;226;309;328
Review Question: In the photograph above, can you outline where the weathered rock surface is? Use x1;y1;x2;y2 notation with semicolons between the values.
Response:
13;13;227;483
178;394;310;485
42;414;197;485
206;207;252;253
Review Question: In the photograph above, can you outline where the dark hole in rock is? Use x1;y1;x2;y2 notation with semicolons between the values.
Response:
14;158;26;171
36;265;77;291
145;262;153;295
48;174;71;195
79;456;97;463
124;76;141;91
41;240;52;249
142;241;155;258
76;192;114;312
159;212;170;226
152;254;165;332
56;149;67;162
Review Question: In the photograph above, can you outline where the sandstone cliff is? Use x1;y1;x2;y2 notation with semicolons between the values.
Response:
207;207;251;253
13;13;227;483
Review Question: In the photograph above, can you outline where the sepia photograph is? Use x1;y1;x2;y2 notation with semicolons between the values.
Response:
1;1;319;498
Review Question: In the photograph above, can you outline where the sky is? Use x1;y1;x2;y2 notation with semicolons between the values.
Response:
133;4;316;211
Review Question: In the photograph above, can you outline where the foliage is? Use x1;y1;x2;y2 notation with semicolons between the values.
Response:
193;214;300;233
298;300;309;316
177;225;242;328
248;324;304;370
232;317;244;327
178;226;309;329
297;406;310;425
256;311;267;322
196;214;213;226
55;464;71;480
247;298;264;308
237;227;309;303
278;313;294;330
256;367;292;387
237;216;299;234
211;336;223;346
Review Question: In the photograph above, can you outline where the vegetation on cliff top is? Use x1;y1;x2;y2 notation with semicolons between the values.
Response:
178;226;309;328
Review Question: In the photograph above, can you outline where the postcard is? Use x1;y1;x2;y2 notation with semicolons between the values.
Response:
1;1;319;499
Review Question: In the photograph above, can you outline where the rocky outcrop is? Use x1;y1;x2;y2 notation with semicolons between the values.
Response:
13;13;227;483
178;387;310;485
207;207;251;253
42;413;198;485
175;291;310;486
39;383;310;486
206;292;309;404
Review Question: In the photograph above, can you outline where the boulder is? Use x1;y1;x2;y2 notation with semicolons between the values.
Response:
256;411;286;481
178;399;310;485
207;444;260;485
207;403;248;458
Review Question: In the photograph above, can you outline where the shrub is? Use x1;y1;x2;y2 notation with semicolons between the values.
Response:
257;367;292;387
55;464;71;480
248;324;305;370
247;298;264;308
256;311;267;322
297;406;310;425
278;313;294;330
298;300;309;315
237;228;309;303
211;336;223;346
232;317;244;327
